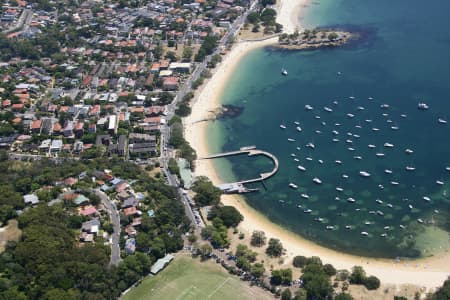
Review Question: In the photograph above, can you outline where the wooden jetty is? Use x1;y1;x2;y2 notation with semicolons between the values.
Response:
200;146;279;194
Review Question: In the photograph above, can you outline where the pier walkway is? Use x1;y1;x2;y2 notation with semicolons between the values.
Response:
200;146;279;193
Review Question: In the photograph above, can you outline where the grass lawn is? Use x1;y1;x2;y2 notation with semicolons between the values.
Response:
0;219;21;253
121;253;274;300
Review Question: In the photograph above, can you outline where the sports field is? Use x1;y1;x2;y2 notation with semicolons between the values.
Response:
121;254;274;300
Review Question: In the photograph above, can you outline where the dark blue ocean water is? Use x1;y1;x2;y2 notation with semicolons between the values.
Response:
208;0;450;258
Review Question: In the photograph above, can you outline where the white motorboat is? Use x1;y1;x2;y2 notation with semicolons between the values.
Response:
336;187;344;192
438;118;447;124
346;113;355;118
375;199;383;204
303;209;312;213
405;149;414;154
391;181;399;185
313;177;322;184
288;138;296;142
368;144;376;148
384;142;394;148
297;165;306;171
380;104;390;109
354;156;363;160
296;126;302;132
376;153;385;157
417;219;424;224
305;104;313;111
280;124;286;129
361;231;369;236
347;147;355;151
372;127;380;131
281;68;288;76
306;142;315;149
384;169;393;174
324;106;333;112
436;180;444;185
332;138;340;142
418;102;429;110
405;166;416;171
391;126;399;130
289;183;298;189
423;196;431;202
347;197;356;203
359;171;371;177
342;174;349;179
335;160;342;164
301;194;310;199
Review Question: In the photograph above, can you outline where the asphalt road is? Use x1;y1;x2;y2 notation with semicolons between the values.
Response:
94;189;122;266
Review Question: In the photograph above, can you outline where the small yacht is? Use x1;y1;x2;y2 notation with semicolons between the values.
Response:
289;183;298;189
332;130;339;135
321;121;326;126
384;142;394;148
305;104;314;111
345;225;352;230
368;97;374;100
377;211;384;216
335;123;341;126
347;113;355;118
296;147;301;150
313;177;322;184
315;130;322;134
376;199;383;204
359;171;371;177
301;194;310;199
405;149;414;154
342;174;349;179
364;221;373;225
438;118;447;124
376;153;385;157
391;181;399;185
281;68;288;76
288;138;296;142
336;187;344;192
354;156;363;160
391;126;399;130
417;102;429;110
400;224;406;229
401;114;407;118
405;166;416;171
408;204;413;209
346;132;353;136
387;203;393;208
417;219;424;224
348;147;355;151
353;134;361;138
332;138;340;142
372;127;380;132
365;119;373;123
296;126;302;132
318;159;324;164
387;119;393;123
335;160;342;165
280;124;287;129
361;231;369;236
355;125;362;129
384;169;393;174
436;180;444;185
333;100;339;105
384;226;390;230
347;197;356;203
379;184;385;189
423;196;431;202
315;115;321;119
368;144;376;148
346;139;353;144
315;217;324;223
380;233;388;237
380;104;390;109
303;209;312;213
306;142;315;149
446;166;450;171
293;158;300;162
294;121;300;125
357;106;365;111
297;165;306;171
324;106;333;112
382;113;389;117
290;153;296;157
306;157;313;161
297;204;302;208
326;226;335;230
349;96;355;100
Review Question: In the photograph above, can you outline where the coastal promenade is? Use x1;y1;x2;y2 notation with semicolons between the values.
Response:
200;146;279;193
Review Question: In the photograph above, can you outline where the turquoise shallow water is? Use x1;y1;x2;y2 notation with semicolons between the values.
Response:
206;0;450;258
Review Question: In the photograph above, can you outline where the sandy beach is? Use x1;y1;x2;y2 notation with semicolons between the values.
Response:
184;0;450;290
